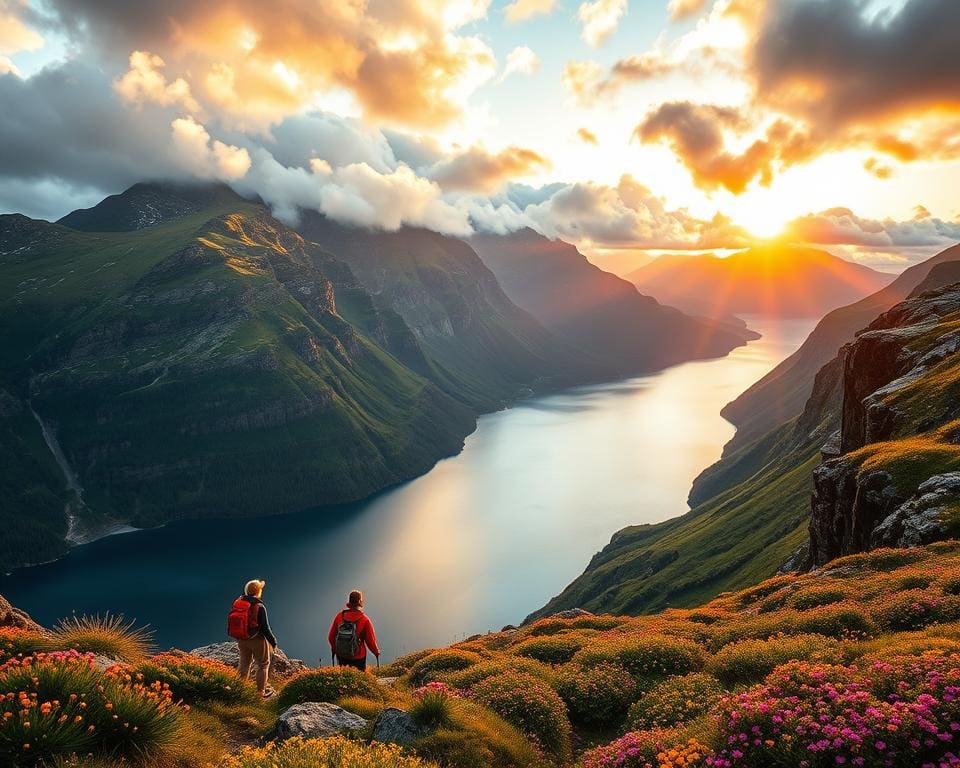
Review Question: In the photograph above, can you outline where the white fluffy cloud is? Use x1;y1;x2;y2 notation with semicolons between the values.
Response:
502;46;540;79
503;0;557;23
170;117;251;180
577;0;627;46
115;52;201;114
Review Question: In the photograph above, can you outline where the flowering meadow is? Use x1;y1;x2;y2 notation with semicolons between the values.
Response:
5;543;960;767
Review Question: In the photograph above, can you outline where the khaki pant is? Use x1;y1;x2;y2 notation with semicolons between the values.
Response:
237;636;271;693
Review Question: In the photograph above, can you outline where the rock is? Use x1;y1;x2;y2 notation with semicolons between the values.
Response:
552;608;594;620
0;594;43;632
778;542;809;574
92;654;120;671
376;676;398;686
273;703;368;740
871;473;960;549
372;707;431;746
189;642;307;679
500;624;518;632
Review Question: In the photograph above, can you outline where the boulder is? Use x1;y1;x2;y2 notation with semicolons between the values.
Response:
0;594;43;632
189;642;307;678
552;608;594;620
871;473;960;549
372;707;431;746
274;702;367;740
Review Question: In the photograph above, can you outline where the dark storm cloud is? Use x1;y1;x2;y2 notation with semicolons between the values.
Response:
752;0;960;129
0;63;178;192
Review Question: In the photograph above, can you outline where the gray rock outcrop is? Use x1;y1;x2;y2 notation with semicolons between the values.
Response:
273;702;368;740
372;707;431;746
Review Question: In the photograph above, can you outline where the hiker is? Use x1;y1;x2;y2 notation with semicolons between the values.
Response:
227;579;278;699
328;589;380;671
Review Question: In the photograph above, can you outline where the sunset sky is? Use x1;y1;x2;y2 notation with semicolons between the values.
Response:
1;0;958;273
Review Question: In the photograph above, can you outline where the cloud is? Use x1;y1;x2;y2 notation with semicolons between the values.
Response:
668;0;707;22
561;60;604;105
504;0;557;23
863;157;893;180
114;51;201;114
576;127;598;145
239;150;473;235
750;0;960;134
0;2;42;56
427;145;551;192
635;102;796;194
36;0;498;130
577;0;627;47
502;46;540;79
170;116;251;179
784;207;960;250
519;175;751;249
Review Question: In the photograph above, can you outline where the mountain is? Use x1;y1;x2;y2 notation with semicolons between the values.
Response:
627;244;893;320
468;229;754;375
0;186;484;571
533;255;960;618
720;243;960;454
57;181;248;232
294;216;605;411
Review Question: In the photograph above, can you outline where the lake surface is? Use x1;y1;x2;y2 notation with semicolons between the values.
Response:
1;317;816;662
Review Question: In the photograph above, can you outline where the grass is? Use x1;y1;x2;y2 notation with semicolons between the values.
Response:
44;615;154;662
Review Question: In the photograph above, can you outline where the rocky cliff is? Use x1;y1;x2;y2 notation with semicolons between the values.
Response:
806;282;960;565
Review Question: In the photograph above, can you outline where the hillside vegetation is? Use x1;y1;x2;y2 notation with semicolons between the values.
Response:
5;542;960;767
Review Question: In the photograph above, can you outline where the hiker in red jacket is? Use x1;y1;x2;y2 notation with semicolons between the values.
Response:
328;590;380;671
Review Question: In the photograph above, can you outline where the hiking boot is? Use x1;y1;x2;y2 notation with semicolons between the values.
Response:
262;687;276;699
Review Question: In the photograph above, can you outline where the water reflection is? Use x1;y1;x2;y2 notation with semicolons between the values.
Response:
1;317;816;660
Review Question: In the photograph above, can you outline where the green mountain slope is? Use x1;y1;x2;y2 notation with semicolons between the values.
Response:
0;191;478;571
468;229;753;375
296;214;606;411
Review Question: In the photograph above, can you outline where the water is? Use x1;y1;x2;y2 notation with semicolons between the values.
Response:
1;317;816;662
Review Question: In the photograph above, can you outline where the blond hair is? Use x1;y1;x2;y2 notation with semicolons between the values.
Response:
245;579;265;597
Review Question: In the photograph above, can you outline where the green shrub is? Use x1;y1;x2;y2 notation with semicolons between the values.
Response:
442;657;555;690
216;736;433;767
526;619;569;637
708;634;848;687
125;653;257;705
571;634;704;684
789;587;846;611
556;662;637;727
408;650;482;685
515;635;585;665
873;590;960;631
897;574;933;590
472;671;572;761
411;688;456;729
627;673;723;730
377;649;433;678
792;603;876;638
0;650;180;766
276;667;382;709
43;615;153;662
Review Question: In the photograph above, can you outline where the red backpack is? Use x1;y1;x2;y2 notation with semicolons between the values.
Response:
227;597;260;640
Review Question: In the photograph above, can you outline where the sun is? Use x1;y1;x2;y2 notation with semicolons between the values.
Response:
731;200;792;240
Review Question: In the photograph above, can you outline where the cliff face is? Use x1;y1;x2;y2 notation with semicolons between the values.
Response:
807;283;960;566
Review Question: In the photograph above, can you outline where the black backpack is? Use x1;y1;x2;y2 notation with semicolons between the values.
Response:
335;611;361;658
